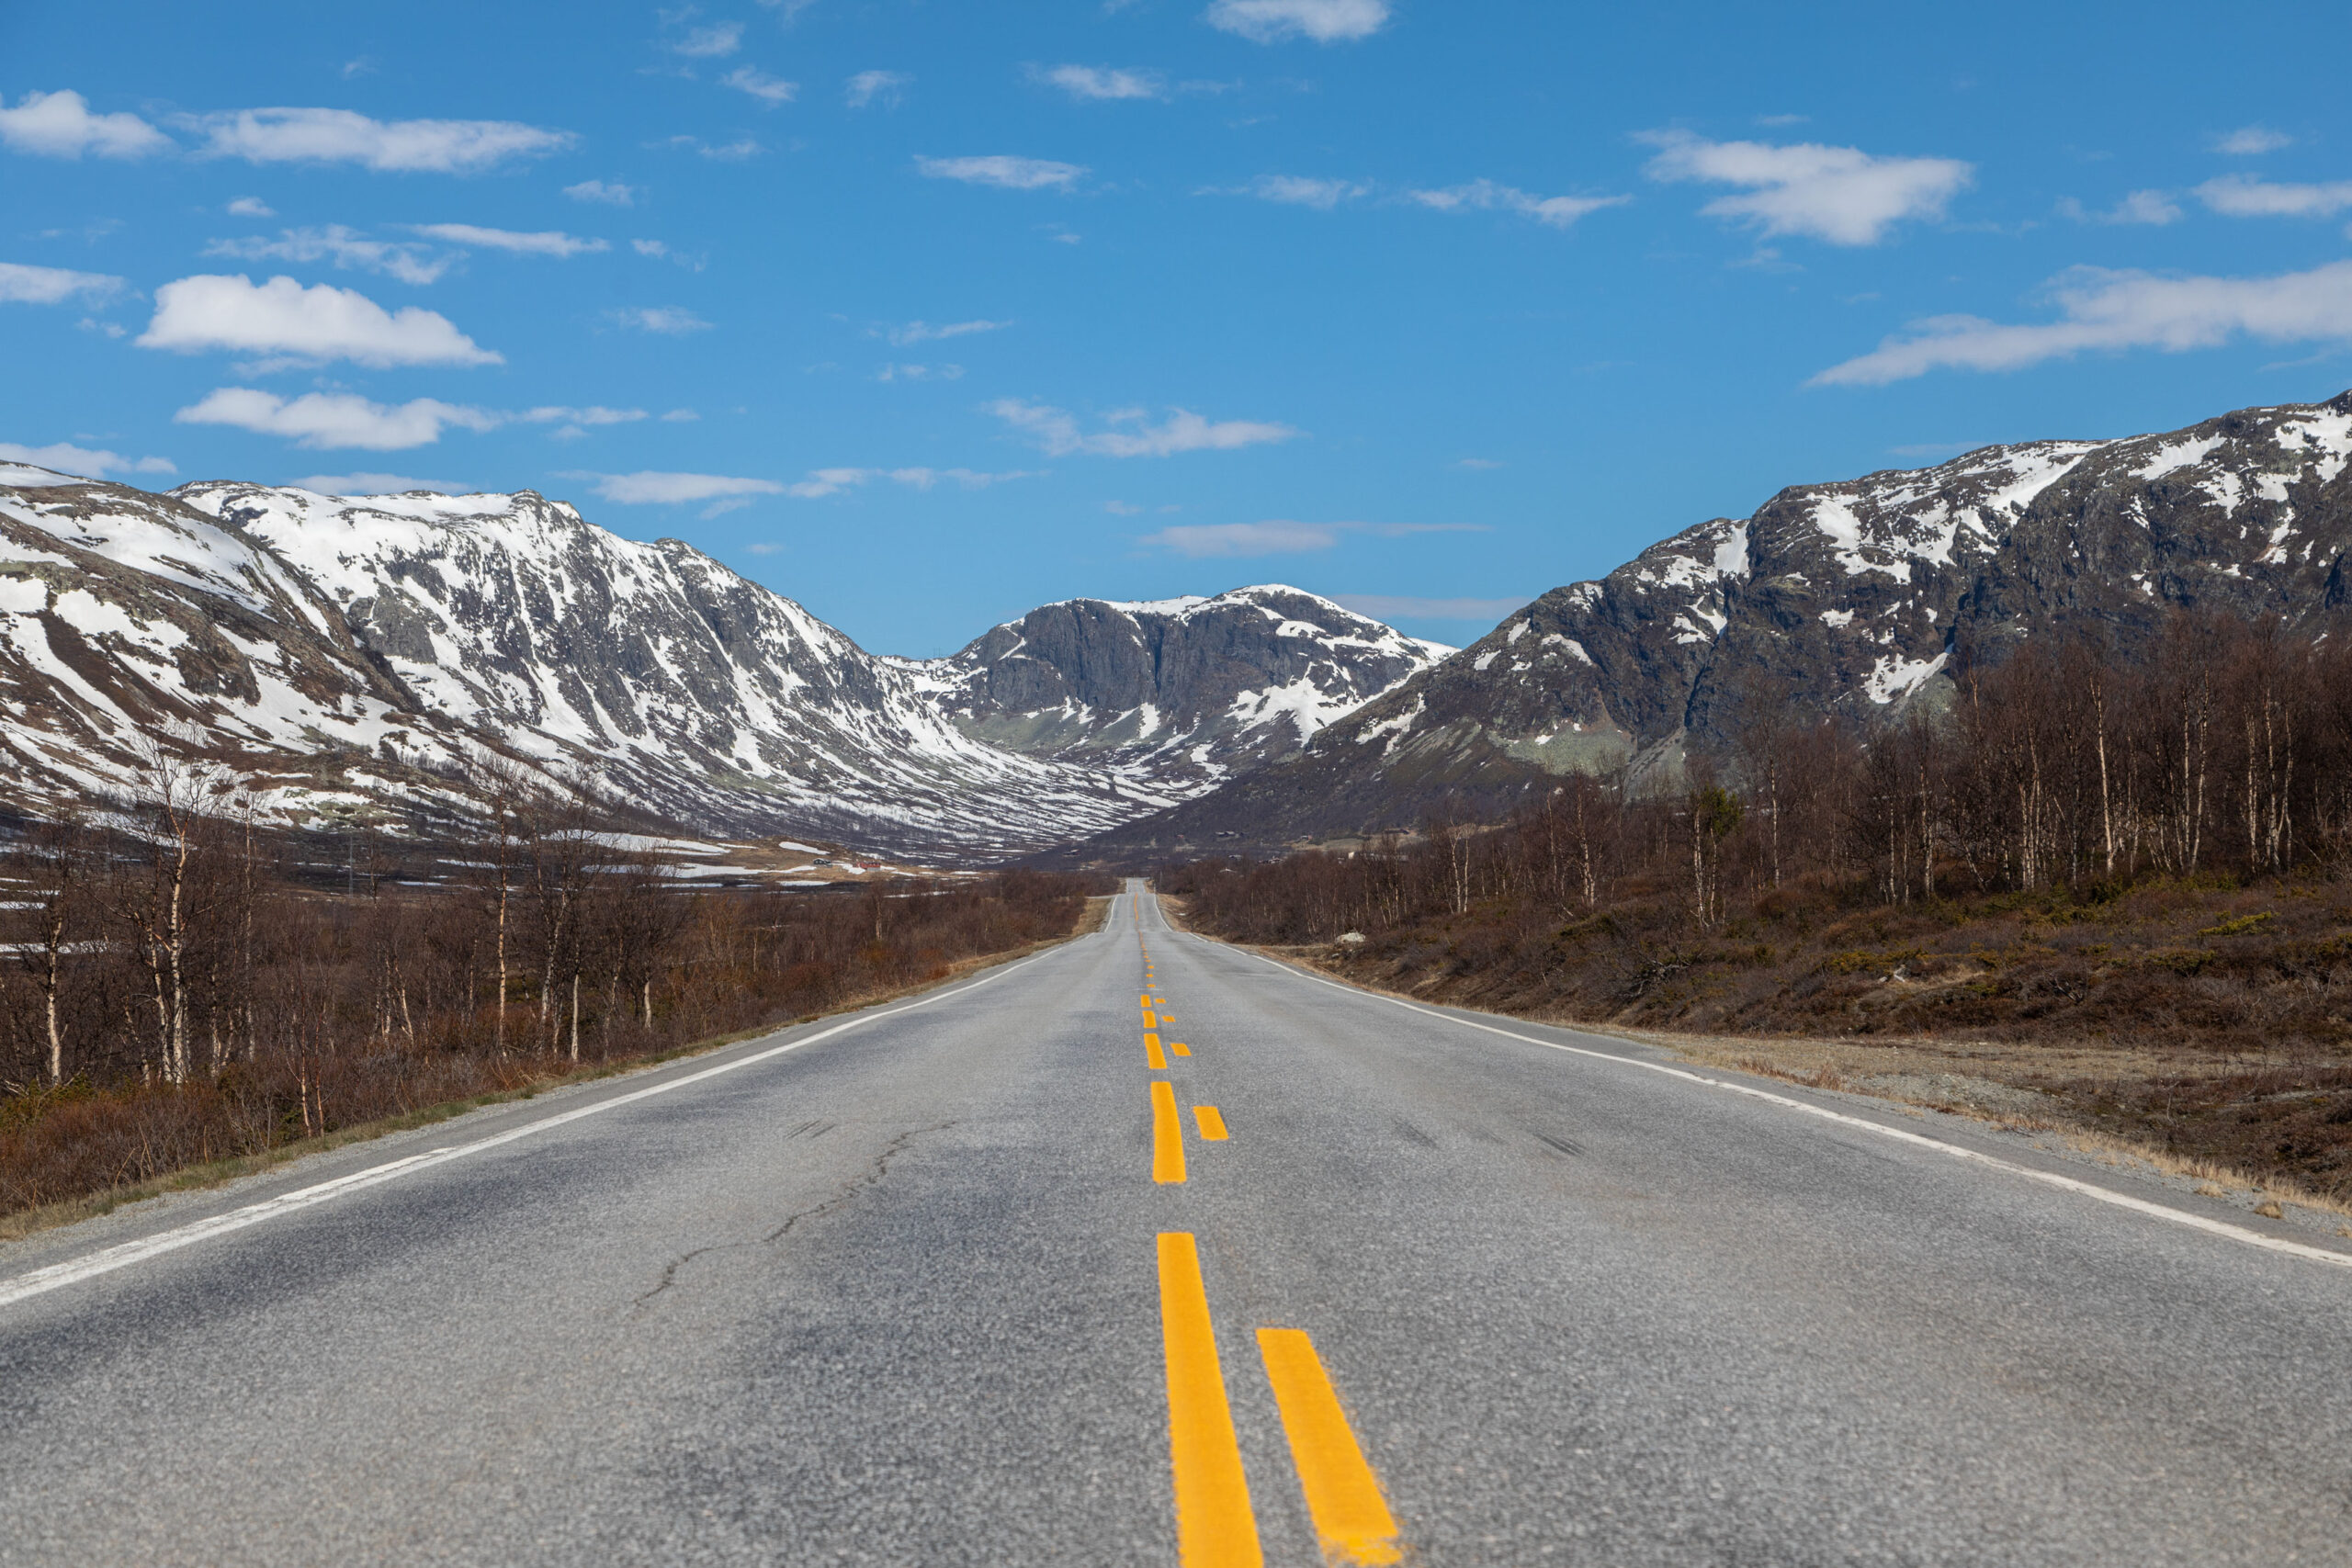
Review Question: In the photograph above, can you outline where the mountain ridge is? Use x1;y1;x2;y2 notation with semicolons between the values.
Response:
1064;388;2352;860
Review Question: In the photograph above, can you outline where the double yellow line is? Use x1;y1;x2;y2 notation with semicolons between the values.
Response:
1142;900;1396;1562
1159;1234;1404;1567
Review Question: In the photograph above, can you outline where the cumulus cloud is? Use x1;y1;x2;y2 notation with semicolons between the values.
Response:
1034;64;1168;101
564;179;638;206
190;107;573;172
289;471;473;495
0;441;175;478
139;274;500;367
2213;126;2292;156
1236;175;1369;209
887;318;1010;345
605;305;711;333
204;226;454;287
1641;130;1972;245
1204;0;1391;44
846;71;910;108
410;222;609;256
1408;178;1627;229
0;89;171;159
785;466;1040;498
1142;520;1481;557
2196;175;2352;218
724;67;799;106
1333;592;1530;623
1812;260;2352;386
559;469;786;516
917;154;1086;191
989;400;1301;457
0;261;124;305
670;20;743;56
2056;189;2182;226
175;388;500;449
226;196;275;217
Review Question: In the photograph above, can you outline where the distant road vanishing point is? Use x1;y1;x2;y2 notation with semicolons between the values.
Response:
3;882;2348;1565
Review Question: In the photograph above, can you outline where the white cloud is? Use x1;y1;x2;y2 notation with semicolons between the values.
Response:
606;305;711;334
290;471;473;494
917;154;1086;191
1454;457;1503;469
0;89;171;159
876;363;965;382
724;66;799;106
989;400;1301;457
175;388;499;450
846;71;910;108
887;318;1010;345
1035;64;1168;101
1408;178;1627;229
1142;520;1479;557
2196;175;2352;218
0;441;175;478
139;274;500;367
1640;131;1972;245
744;541;784;555
671;20;744;56
0;261;124;305
1812;260;2352;386
785;466;1039;498
634;239;669;257
2213;126;2292;156
1333;592;1529;623
565;179;639;206
190;107;573;172
1204;0;1391;43
522;405;648;439
2057;189;2181;226
660;134;763;161
1238;175;1368;209
661;407;699;421
226;196;275;217
560;469;786;516
204;226;454;286
410;222;609;256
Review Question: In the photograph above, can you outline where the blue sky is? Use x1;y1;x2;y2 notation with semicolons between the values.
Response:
6;1;2352;656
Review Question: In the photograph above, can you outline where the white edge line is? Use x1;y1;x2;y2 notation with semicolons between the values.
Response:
0;945;1067;1311
1216;936;2352;1271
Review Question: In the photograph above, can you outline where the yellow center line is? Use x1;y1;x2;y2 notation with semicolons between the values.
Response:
1151;1078;1187;1183
1170;1041;1192;1057
1158;1234;1262;1567
1256;1329;1404;1566
1140;993;1155;1008
1145;1010;1159;1028
1147;1032;1170;1070
1193;1105;1227;1139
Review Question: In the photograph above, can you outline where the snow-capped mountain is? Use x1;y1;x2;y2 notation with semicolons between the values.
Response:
0;469;1440;857
1074;389;2352;854
901;586;1450;795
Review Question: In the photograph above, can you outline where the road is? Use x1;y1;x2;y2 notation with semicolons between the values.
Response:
5;880;2352;1566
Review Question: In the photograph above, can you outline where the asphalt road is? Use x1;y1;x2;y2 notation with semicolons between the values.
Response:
6;880;2352;1566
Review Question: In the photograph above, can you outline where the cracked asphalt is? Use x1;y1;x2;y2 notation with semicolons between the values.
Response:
5;883;2352;1565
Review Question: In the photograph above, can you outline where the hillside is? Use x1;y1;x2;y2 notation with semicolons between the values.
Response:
1075;389;2352;858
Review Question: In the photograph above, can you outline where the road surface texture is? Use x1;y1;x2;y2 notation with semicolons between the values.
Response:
4;881;2350;1566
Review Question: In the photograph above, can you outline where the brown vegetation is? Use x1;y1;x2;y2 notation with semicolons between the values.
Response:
0;763;1104;1222
1161;615;2352;1198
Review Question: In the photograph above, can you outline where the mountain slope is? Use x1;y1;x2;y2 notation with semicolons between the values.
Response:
1073;389;2352;856
170;482;1160;856
1;471;1441;858
900;585;1448;795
